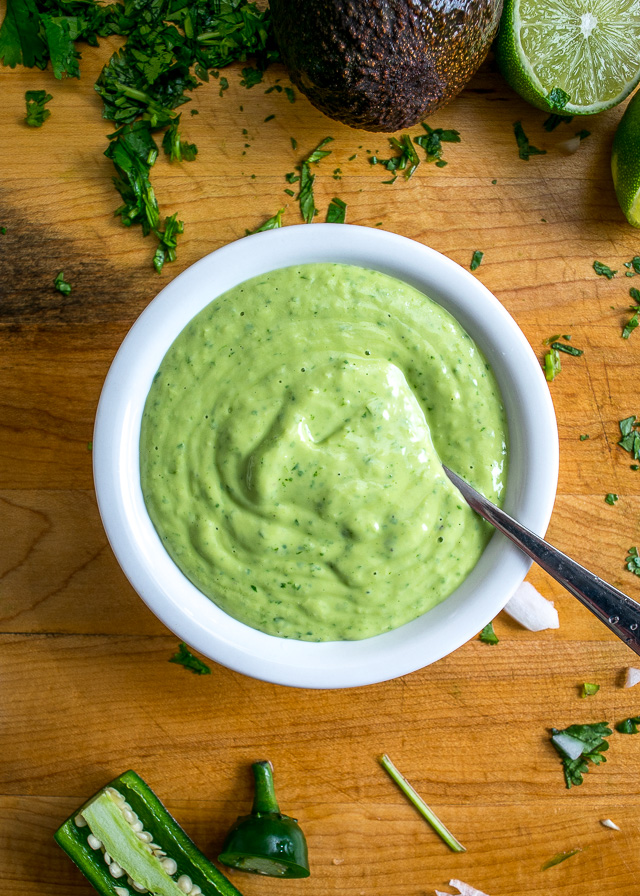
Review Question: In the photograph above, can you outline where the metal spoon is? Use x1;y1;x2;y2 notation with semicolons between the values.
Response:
442;465;640;657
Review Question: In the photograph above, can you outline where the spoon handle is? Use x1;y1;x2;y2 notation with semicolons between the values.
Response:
443;466;640;657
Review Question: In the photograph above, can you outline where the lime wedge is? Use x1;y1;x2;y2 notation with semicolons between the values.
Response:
612;89;640;227
497;0;640;114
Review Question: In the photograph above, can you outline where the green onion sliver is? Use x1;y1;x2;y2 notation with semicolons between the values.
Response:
379;754;466;853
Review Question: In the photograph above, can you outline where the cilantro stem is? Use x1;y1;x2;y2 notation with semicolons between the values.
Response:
379;754;466;852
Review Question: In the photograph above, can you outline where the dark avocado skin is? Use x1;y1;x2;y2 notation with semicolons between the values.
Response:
270;0;503;132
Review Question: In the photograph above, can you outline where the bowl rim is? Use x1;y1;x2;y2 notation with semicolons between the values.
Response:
93;224;558;689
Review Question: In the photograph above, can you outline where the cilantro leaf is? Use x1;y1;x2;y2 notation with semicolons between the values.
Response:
53;270;71;295
25;89;52;126
593;260;617;279
478;622;499;644
543;113;573;132
326;197;346;224
625;546;640;577
169;642;211;675
162;115;198;162
371;134;420;179
245;208;284;234
298;161;316;223
549;341;583;356
414;122;460;165
0;0;47;69
550;722;612;788
470;250;483;271
239;65;262;87
41;14;80;78
306;136;334;164
153;213;184;274
284;85;295;103
513;121;546;161
615;716;640;734
618;417;640;461
546;87;571;110
605;493;618;505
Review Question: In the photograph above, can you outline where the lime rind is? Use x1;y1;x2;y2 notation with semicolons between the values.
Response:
497;0;640;114
612;89;640;228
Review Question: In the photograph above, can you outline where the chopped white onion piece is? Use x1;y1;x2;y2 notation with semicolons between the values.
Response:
551;732;585;760
601;819;621;830
624;667;640;688
558;136;581;155
449;881;491;896
503;582;559;631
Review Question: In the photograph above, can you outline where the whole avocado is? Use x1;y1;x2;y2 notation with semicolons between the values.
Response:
269;0;503;132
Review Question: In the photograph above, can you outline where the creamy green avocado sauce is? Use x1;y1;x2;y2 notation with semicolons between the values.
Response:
140;263;508;641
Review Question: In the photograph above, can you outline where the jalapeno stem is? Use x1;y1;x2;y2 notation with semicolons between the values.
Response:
379;754;466;853
251;761;280;816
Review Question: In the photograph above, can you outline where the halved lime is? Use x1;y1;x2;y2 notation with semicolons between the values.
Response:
496;0;640;115
612;89;640;227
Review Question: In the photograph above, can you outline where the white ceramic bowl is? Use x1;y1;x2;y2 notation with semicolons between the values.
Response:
94;224;558;689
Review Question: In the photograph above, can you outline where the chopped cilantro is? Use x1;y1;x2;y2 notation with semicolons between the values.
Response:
264;84;282;93
264;114;275;122
371;134;420;180
245;208;284;235
544;348;561;381
169;642;211;675
295;138;334;223
618;416;640;461
550;722;612;788
87;441;93;452
25;89;52;126
575;129;590;141
615;716;640;734
470;250;484;272
593;260;617;279
298;162;316;223
190;109;199;115
550;341;583;356
219;76;229;96
605;493;618;505
546;87;571;110
332;167;342;180
284;86;295;103
414;122;460;165
541;849;582;871
622;289;640;338
579;434;589;441
290;137;297;150
513;121;546;161
284;188;294;197
53;270;71;295
326;197;346;224
162;116;197;163
581;682;600;697
0;226;6;234
305;136;334;163
478;622;499;644
240;66;263;88
153;214;184;275
625;546;640;576
348;153;357;161
543;113;573;132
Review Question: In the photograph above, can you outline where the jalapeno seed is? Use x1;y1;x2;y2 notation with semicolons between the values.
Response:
114;888;129;896
87;834;102;850
110;862;125;878
177;874;192;893
161;857;178;875
74;814;87;827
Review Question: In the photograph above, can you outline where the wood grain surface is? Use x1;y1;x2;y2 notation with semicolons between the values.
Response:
2;12;640;896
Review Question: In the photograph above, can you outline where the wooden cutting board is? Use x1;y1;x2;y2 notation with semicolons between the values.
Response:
2;15;640;896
